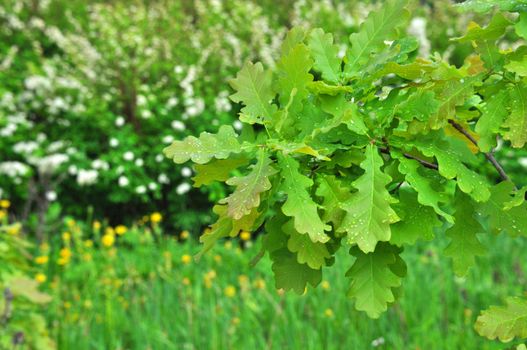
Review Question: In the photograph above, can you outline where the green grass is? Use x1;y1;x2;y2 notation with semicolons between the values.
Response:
38;223;527;350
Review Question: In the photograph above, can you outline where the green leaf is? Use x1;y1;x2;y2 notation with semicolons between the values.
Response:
307;81;353;95
278;155;330;243
317;94;368;136
276;43;314;115
412;136;490;202
475;89;509;152
444;192;486;276
229;61;277;125
430;78;478;129
475;296;527;342
456;0;527;13
344;0;409;79
338;144;399;253
516;12;527;39
390;188;440;246
197;205;260;258
308;28;341;83
220;150;277;220
315;174;352;228
504;57;527;76
346;243;405;318
477;182;527;237
455;13;512;42
192;157;249;187
281;27;306;56
8;276;52;304
396;90;440;122
503;83;527;148
271;248;322;294
285;220;330;269
163;125;242;164
395;155;454;222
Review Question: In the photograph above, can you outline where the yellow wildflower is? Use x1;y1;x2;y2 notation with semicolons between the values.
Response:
214;255;222;263
224;241;233;249
39;242;50;252
238;274;249;286
0;210;6;220
231;317;240;326
92;220;101;230
0;199;10;209
6;224;21;236
66;219;76;228
35;273;47;284
62;231;71;242
105;227;115;236
224;285;236;298
63;301;71;310
181;254;192;265
84;300;93;309
180;230;189;239
150;212;162;224
324;308;334;318
206;270;217;279
102;234;115;247
253;278;266;290
60;248;72;260
182;277;190;286
82;253;92;262
321;281;330;291
84;239;94;248
35;256;49;265
115;225;127;236
240;231;251;241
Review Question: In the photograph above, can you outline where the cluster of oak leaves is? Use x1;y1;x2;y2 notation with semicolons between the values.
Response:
164;0;527;343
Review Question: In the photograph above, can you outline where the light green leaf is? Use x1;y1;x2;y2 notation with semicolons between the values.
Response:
477;181;527;237
229;61;277;125
396;90;440;122
285;220;330;269
278;155;330;243
346;243;405;318
503;83;527;148
8;276;52;304
412;137;490;202
455;13;512;42
271;248;322;294
475;296;527;342
317;94;368;136
197;205;260;258
192;157;249;187
395;155;454;222
456;0;527;13
344;0;409;79
430;77;478;129
338;144;399;253
315;174;352;228
220;150;277;220
307;81;353;95
505;57;527;76
475;89;508;152
267;140;330;161
308;28;341;83
444;192;486;276
390;188;440;246
281;27;306;56
163;125;242;164
516;12;527;39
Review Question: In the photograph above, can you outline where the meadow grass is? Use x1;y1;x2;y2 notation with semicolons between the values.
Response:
36;221;526;350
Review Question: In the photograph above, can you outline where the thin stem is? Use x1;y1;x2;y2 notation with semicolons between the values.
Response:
447;119;511;182
379;147;439;170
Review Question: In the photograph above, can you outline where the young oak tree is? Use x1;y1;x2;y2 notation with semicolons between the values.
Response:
164;0;527;342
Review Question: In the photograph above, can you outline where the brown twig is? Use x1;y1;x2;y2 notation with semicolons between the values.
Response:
447;119;511;182
379;147;439;170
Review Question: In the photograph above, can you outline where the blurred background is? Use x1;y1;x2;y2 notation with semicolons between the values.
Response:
0;0;526;349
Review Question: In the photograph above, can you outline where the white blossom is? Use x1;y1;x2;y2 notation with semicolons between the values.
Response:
155;154;164;163
110;138;119;147
30;154;69;174
158;173;170;184
171;120;186;131
181;167;192;177
0;161;30;177
123;151;134;161
13;141;39;154
519;157;527;168
115;116;125;127
135;185;146;194
167;97;179;108
92;159;109;170
77;169;98;186
233;120;243;131
118;176;129;187
135;158;144;167
68;165;78;175
148;182;157;191
162;135;174;144
141;110;152;119
176;182;191;195
46;191;57;201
